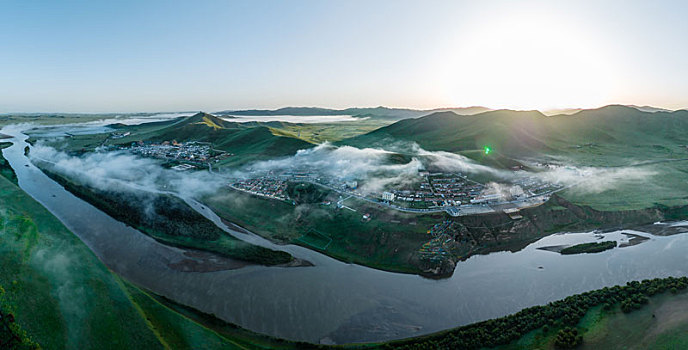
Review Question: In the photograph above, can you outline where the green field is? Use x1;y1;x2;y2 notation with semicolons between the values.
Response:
382;277;688;350
0;145;329;350
37;113;315;168
204;187;440;275
341;106;688;210
296;229;333;250
494;289;688;350
37;163;294;266
559;160;688;210
204;186;688;278
0;142;18;184
0;156;237;349
0;114;112;127
267;118;392;143
34;108;688;212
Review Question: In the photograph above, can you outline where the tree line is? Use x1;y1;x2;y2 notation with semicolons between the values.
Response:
377;276;688;350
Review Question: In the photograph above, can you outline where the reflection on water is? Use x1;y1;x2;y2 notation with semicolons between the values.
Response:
3;124;688;344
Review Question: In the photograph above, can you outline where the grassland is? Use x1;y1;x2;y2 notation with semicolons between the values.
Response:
0;152;248;349
7;110;688;348
266;118;392;143
33;113;390;170
204;187;440;275
493;288;688;350
341;106;688;210
116;280;320;350
0;114;111;127
38;113;316;168
0;142;333;349
38;163;294;266
204;186;688;277
559;160;688;210
0;142;18;184
382;277;688;350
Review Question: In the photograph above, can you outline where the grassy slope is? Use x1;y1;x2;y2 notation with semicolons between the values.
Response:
204;185;688;277
38;164;294;266
52;113;316;168
0;167;163;349
0;146;311;349
118;280;304;350
342;106;688;209
579;293;688;349
266;118;392;144
204;187;438;275
559;160;688;210
378;277;688;350
0;114;109;126
343;106;688;161
340;110;555;158
496;291;688;350
0;142;19;184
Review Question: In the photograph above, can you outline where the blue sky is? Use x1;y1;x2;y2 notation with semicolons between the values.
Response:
1;0;687;113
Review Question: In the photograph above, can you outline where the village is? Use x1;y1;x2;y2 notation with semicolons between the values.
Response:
226;167;562;218
123;139;232;169
229;177;290;202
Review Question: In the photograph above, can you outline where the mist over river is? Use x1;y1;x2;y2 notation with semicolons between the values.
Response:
3;124;688;344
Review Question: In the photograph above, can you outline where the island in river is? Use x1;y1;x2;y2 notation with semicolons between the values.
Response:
560;240;617;255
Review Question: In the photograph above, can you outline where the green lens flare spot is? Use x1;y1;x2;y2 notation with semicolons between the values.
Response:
484;146;491;155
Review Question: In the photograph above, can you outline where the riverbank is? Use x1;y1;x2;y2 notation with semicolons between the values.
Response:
35;161;298;267
492;284;688;349
204;190;434;276
381;277;688;350
204;185;688;278
0;145;244;349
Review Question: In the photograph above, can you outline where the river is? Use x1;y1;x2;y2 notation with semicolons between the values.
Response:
3;124;688;344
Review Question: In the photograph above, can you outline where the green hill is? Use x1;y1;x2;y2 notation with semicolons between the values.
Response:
217;106;492;120
108;112;314;165
341;109;552;154
0;151;249;349
342;105;688;162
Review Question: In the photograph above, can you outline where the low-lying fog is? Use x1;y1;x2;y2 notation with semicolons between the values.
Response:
221;115;365;123
30;139;655;201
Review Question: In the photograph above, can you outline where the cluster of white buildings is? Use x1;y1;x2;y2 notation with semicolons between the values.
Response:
128;141;231;166
384;175;485;208
230;178;289;201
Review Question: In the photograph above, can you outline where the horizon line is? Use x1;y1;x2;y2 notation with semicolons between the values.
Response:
1;103;685;116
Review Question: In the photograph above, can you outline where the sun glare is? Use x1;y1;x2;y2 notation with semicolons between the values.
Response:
446;10;618;111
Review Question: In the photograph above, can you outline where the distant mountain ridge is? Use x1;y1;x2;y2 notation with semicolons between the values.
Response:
217;104;681;121
215;106;493;120
341;105;688;162
625;105;673;113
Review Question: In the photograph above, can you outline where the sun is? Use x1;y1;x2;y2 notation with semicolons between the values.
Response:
444;9;619;111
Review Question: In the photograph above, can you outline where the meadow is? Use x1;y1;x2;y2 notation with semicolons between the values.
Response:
0;151;229;349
